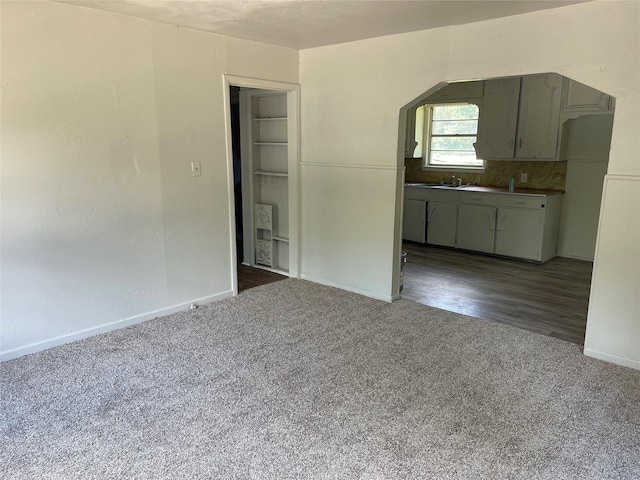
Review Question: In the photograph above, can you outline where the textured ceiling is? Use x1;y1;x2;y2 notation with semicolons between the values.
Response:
56;0;588;50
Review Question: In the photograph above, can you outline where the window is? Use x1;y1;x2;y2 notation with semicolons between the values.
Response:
419;103;484;170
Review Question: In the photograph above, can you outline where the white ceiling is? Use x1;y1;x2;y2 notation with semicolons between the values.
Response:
56;0;588;50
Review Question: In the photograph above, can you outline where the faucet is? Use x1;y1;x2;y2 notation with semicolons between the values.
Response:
448;176;463;187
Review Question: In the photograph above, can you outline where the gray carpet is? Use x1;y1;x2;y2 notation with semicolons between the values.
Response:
1;279;639;479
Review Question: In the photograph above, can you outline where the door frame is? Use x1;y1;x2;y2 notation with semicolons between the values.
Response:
222;75;301;295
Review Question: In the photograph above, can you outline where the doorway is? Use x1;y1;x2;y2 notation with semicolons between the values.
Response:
229;86;286;292
397;74;614;344
224;76;300;295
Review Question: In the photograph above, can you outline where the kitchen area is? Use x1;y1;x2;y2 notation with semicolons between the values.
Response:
401;73;614;344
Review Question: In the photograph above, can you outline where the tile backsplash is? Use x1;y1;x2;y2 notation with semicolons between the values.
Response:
405;158;567;190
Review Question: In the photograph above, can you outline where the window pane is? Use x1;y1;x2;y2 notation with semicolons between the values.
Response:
424;103;483;168
432;119;478;135
432;104;479;121
431;136;477;151
431;151;482;166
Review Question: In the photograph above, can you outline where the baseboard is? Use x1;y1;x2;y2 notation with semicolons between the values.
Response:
557;253;594;262
300;273;394;303
584;348;640;371
0;290;234;362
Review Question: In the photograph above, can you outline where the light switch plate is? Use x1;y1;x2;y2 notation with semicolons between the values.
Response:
520;172;528;183
191;161;201;177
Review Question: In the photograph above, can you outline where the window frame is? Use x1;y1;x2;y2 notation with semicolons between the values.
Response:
420;103;486;173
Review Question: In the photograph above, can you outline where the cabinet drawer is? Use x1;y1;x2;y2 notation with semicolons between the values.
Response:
422;189;459;203
459;192;497;206
404;187;459;203
498;196;545;209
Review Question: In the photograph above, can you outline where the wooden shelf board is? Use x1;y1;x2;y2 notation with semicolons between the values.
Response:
254;142;288;146
254;170;288;177
253;117;287;121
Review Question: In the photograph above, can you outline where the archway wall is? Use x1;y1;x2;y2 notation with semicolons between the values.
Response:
299;1;639;367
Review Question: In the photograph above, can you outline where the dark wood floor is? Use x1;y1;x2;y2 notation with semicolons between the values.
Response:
237;264;287;293
401;243;593;345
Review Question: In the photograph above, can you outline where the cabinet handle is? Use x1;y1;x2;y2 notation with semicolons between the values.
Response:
427;204;433;223
488;210;496;231
497;212;507;231
518;138;523;149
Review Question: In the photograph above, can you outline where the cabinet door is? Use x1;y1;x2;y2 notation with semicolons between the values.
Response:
516;74;563;159
476;77;520;159
564;80;612;111
495;208;544;261
456;204;496;253
427;202;457;247
403;200;426;243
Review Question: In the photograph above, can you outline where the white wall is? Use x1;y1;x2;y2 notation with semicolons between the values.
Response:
0;1;298;359
300;1;640;369
2;1;638;371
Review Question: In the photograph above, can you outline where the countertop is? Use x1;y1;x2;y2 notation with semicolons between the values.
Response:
405;183;564;197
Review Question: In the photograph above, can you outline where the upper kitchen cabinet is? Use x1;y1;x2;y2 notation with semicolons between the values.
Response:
476;73;563;160
475;77;521;159
516;74;563;159
563;79;615;112
406;73;615;164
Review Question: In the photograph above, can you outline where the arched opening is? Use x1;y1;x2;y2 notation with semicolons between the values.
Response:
396;73;614;345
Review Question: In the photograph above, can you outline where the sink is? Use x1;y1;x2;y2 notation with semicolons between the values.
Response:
429;184;474;189
405;183;440;188
405;183;477;190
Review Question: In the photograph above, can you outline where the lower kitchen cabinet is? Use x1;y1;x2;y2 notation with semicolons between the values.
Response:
456;204;497;253
494;194;562;262
404;186;562;262
402;199;427;243
494;207;544;260
426;202;457;247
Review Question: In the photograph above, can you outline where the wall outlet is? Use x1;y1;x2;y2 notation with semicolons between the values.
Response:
520;172;528;183
191;161;201;177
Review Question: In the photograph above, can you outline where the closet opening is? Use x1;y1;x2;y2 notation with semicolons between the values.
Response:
226;78;300;293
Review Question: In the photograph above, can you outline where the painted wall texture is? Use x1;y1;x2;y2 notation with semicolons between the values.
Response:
2;0;638;371
0;1;298;358
299;1;639;369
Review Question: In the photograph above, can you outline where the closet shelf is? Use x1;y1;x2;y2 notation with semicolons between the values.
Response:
242;89;290;274
253;116;287;122
254;170;288;177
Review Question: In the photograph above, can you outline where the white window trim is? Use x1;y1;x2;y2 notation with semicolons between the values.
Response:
420;103;486;173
